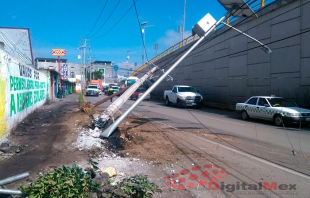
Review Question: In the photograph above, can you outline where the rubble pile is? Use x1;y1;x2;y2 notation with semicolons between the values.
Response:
72;127;106;150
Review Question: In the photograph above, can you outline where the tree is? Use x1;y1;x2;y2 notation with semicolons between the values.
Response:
93;71;103;80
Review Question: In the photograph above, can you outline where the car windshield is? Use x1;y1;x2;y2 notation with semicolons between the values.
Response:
112;86;119;90
136;88;146;92
178;86;196;92
88;86;98;89
126;79;136;86
267;98;298;107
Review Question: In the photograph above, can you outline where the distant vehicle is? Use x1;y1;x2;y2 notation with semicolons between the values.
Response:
86;85;100;96
104;84;117;95
125;76;139;87
111;86;120;96
235;96;310;126
130;87;150;101
164;85;203;108
119;77;139;89
90;79;103;91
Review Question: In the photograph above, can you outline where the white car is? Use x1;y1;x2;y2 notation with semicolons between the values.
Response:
236;96;310;126
85;85;100;97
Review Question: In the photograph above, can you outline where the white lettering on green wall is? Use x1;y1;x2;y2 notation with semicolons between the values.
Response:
10;75;46;117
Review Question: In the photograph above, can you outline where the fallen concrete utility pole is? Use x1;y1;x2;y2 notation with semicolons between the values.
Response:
99;14;225;138
93;87;129;107
93;66;158;130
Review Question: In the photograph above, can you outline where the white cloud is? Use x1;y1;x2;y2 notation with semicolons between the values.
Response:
157;29;192;49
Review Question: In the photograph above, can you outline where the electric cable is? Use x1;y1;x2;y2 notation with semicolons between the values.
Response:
93;0;138;40
132;0;148;64
84;0;109;38
89;0;123;39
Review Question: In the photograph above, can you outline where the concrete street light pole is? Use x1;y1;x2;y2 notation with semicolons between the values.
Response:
100;14;225;138
141;21;147;64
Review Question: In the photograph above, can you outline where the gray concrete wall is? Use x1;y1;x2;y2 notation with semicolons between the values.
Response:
140;0;310;108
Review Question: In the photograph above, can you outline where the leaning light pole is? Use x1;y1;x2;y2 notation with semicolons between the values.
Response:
100;13;223;138
99;0;272;138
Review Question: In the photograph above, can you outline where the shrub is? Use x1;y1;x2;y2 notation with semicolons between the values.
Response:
20;163;99;198
116;174;161;198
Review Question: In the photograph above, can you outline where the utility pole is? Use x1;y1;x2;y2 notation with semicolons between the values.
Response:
182;0;186;41
78;38;90;92
88;56;94;81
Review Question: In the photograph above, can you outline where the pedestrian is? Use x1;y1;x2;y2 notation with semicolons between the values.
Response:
108;86;114;102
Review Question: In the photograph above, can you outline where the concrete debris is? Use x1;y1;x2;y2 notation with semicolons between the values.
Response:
101;167;117;177
72;127;106;150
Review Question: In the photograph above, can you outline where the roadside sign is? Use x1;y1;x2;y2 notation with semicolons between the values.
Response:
51;49;66;56
113;65;119;71
98;68;105;74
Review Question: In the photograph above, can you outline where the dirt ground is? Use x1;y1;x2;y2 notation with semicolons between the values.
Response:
0;94;197;197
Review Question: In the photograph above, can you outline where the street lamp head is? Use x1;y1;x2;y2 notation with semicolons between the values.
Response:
141;21;147;26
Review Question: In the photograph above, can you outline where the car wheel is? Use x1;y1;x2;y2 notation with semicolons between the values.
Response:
241;110;249;120
176;99;182;108
165;97;170;106
274;115;283;126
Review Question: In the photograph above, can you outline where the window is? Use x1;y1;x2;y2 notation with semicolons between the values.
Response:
267;98;297;107
246;97;258;105
178;86;196;93
136;89;146;92
258;98;269;106
172;87;177;93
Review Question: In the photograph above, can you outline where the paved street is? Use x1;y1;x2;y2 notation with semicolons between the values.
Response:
85;94;310;197
83;96;310;197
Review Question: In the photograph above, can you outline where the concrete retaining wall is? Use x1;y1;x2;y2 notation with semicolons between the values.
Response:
140;0;310;109
0;50;51;143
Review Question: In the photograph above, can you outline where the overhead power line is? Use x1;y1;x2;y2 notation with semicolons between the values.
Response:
94;0;138;40
85;0;109;38
89;0;123;39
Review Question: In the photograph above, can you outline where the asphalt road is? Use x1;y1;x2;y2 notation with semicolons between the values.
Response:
85;94;310;197
86;94;310;175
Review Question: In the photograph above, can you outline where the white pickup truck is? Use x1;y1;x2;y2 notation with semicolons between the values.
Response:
164;85;203;108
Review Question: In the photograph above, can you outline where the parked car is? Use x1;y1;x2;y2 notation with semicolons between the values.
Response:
236;96;310;126
85;85;100;96
130;87;150;100
90;84;101;95
164;85;203;108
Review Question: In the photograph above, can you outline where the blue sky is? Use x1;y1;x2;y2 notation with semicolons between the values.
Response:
1;0;227;75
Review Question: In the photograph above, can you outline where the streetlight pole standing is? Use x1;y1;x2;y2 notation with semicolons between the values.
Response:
141;21;147;65
140;22;154;64
182;0;186;41
126;49;131;77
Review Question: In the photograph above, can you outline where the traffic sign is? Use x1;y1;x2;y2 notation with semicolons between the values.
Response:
98;68;105;74
113;65;119;71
